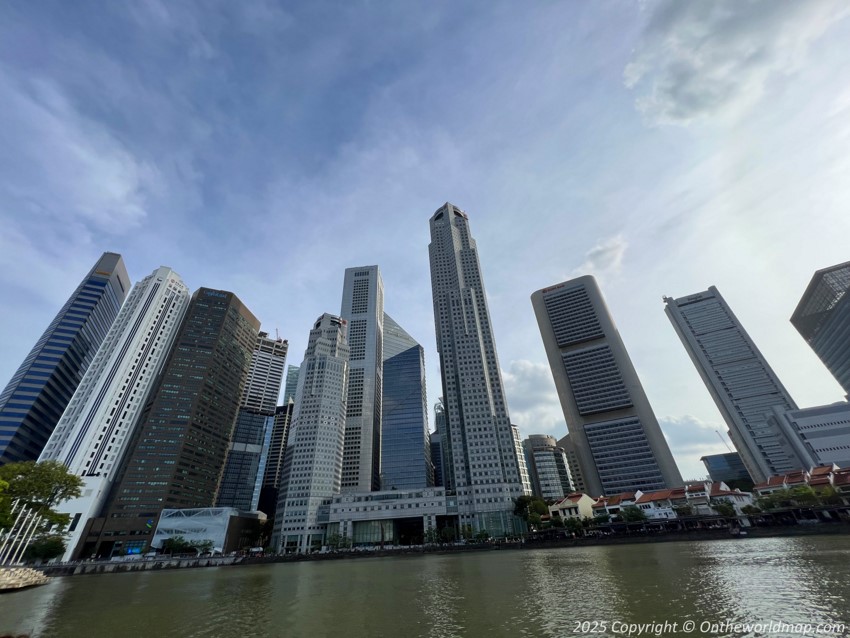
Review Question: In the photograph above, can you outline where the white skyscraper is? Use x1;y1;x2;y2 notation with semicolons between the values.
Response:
273;314;349;554
428;203;530;537
339;266;384;492
664;287;805;484
39;267;190;560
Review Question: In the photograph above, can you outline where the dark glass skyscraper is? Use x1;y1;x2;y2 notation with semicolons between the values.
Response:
0;252;129;465
380;313;432;490
791;261;850;396
76;288;259;559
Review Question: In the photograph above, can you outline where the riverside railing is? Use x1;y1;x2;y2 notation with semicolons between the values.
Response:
0;499;43;566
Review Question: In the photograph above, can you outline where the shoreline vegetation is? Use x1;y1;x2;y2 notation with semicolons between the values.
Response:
31;521;850;580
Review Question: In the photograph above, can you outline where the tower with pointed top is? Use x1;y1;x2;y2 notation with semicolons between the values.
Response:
428;203;529;536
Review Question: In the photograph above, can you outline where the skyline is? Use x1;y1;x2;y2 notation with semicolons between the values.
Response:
2;2;850;480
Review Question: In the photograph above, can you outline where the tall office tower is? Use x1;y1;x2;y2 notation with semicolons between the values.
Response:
429;203;530;536
557;434;587;494
38;267;190;561
532;276;682;496
283;365;301;403
76;288;259;559
0;253;130;465
257;400;295;519
380;313;433;490
664;287;806;484
791;262;850;396
700;452;751;484
433;399;451;490
339;266;384;492
430;431;444;487
273;314;349;554
217;333;288;511
522;434;574;500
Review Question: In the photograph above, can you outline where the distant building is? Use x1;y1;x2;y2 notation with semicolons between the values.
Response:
380;313;432;490
282;365;300;404
0;252;130;465
257;401;295;520
532;276;682;496
430;431;444;488
557;434;587;494
273;314;349;554
39;267;191;561
217;332;288;511
664;287;806;484
429;203;530;536
76;287;259;559
768;402;850;469
433;399;451;491
791;261;850;396
522;434;574;500
700;453;751;484
340;266;384;492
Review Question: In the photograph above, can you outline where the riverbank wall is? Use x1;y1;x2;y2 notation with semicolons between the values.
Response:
41;555;242;577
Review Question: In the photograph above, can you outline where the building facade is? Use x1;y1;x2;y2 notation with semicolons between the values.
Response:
273;314;350;553
217;332;288;511
791;261;850;397
381;313;433;490
257;400;295;519
768;402;850;469
557;434;587;494
700;452;751;484
428;203;529;536
0;253;130;465
38;267;191;561
522;434;574;501
533;276;682;496
283;365;300;404
73;287;259;559
339;266;384;492
664;286;806;483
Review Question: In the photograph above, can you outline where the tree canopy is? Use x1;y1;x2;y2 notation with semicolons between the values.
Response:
0;460;83;530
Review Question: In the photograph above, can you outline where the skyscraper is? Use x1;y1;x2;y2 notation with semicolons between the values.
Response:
664;286;805;484
39;267;190;561
283;365;301;404
791;261;850;396
0;252;130;465
380;313;432;490
339;266;384;492
522;434;574;500
217;333;288;511
75;288;259;559
257;400;295;520
273;314;349;554
429;202;529;536
533;276;682;496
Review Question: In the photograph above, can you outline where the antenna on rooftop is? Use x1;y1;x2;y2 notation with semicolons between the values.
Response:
715;430;734;453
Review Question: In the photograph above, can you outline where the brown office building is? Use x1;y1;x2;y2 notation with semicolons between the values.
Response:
75;288;260;559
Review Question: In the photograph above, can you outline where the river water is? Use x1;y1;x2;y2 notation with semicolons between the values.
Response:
2;537;850;637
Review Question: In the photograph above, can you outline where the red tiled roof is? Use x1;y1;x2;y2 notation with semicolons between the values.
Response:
810;465;836;476
636;489;673;504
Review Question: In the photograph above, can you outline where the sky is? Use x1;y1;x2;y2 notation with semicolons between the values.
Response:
1;1;849;481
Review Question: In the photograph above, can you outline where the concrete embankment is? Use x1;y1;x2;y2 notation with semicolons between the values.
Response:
0;566;49;592
42;555;242;577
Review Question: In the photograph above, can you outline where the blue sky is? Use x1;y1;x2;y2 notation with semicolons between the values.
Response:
1;1;849;480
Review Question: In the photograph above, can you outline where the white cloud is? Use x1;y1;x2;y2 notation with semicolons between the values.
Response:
502;360;566;437
658;414;732;480
626;0;849;124
568;235;628;281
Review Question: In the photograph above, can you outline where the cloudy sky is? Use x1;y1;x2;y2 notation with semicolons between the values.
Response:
1;1;849;480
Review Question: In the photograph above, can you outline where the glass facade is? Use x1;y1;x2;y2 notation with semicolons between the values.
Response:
0;253;128;465
217;409;274;510
792;262;850;395
700;452;751;483
381;342;433;490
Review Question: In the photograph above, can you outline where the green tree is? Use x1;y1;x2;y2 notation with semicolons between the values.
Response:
564;518;584;536
513;495;534;521
440;526;456;543
475;530;490;542
532;499;549;516
550;517;565;528
620;506;647;522
817;486;844;506
162;536;193;554
710;501;736;518
24;535;67;561
789;486;818;507
0;460;83;529
741;505;761;515
424;526;441;544
461;524;474;540
672;504;692;517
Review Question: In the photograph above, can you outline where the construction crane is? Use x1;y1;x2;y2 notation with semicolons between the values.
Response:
715;430;734;453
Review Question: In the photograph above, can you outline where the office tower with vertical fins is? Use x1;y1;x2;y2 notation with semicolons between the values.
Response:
380;313;432;490
0;252;130;465
340;266;384;492
522;434;574;500
39;267;190;561
664;286;805;483
75;288;259;559
533;276;682;496
273;314;349;554
428;203;529;536
217;332;288;511
791;261;850;396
